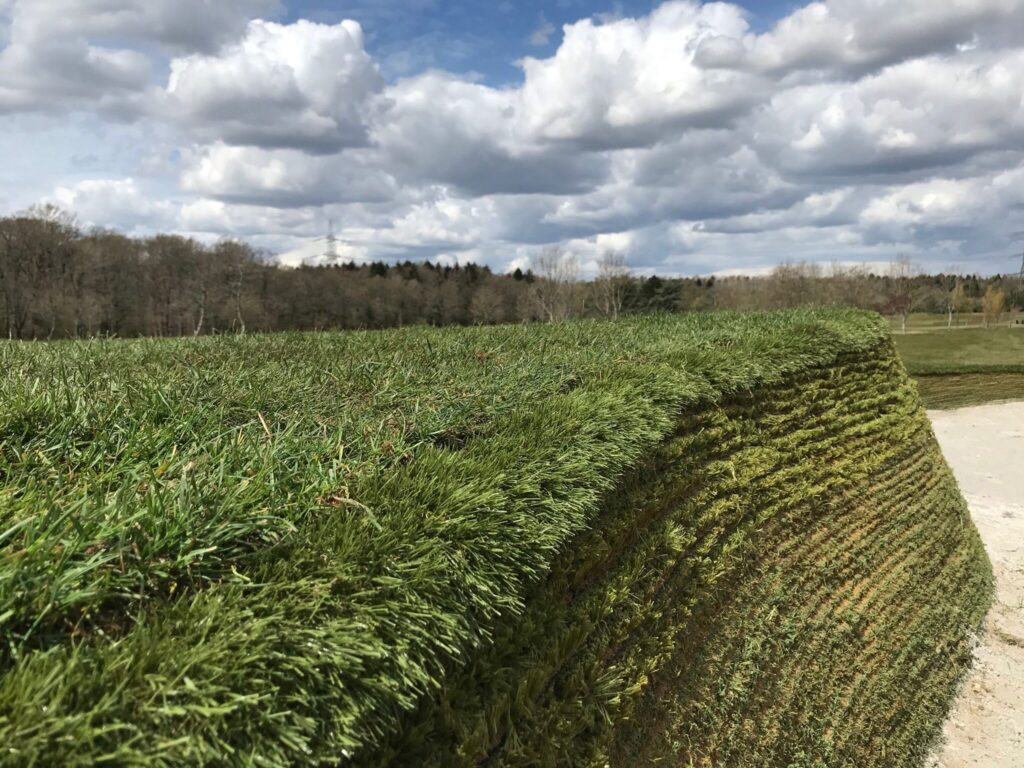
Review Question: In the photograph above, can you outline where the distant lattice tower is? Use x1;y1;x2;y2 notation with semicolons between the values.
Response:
323;218;339;261
309;218;342;264
311;220;376;267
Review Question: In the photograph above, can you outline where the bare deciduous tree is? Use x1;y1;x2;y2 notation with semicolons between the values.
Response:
828;263;874;308
532;247;581;322
4;206;1021;339
766;261;824;309
469;283;509;325
888;255;915;335
593;251;630;319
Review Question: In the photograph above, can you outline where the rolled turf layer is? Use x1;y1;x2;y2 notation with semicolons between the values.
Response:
0;310;991;766
363;351;991;768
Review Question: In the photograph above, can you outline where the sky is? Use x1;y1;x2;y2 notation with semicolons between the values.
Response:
1;0;1023;277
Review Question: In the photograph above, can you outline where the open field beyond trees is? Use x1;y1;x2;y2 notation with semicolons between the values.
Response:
0;310;993;766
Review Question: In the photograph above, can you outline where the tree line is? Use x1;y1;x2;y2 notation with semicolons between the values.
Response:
1;208;1020;339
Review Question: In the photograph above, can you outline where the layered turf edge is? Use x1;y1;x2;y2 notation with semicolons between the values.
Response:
0;310;992;766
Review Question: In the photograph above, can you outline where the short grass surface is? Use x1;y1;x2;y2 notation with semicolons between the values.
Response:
0;311;992;766
894;327;1024;374
888;312;989;332
893;326;1024;408
914;373;1024;410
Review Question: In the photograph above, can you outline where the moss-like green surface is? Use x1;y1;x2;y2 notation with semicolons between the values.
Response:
0;311;992;765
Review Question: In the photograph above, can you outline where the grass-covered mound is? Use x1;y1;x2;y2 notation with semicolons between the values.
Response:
0;311;991;766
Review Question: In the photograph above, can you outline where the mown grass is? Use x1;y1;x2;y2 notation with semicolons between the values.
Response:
892;327;1024;408
0;311;992;766
894;327;1024;375
913;373;1024;410
888;312;988;332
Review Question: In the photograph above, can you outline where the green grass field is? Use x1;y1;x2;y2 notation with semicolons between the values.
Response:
0;311;992;766
887;311;1024;333
892;325;1024;408
913;373;1024;410
894;327;1024;374
888;312;989;332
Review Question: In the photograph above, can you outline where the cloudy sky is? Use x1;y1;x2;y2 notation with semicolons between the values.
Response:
1;0;1022;275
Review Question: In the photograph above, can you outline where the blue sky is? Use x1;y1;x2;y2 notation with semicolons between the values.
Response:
1;0;1023;276
285;1;795;82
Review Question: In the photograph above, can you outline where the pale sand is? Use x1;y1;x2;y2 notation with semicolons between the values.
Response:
928;401;1024;767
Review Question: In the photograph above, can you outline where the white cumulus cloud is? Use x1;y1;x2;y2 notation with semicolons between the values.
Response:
167;19;384;152
6;0;1024;273
518;2;765;149
0;0;280;114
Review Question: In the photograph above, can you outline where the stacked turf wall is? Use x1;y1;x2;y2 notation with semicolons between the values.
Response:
0;311;991;767
362;342;992;768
